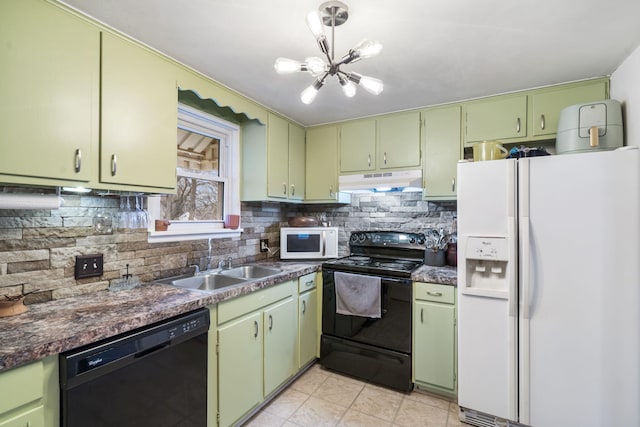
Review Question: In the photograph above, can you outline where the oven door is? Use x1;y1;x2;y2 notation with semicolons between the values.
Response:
321;269;412;354
320;268;413;391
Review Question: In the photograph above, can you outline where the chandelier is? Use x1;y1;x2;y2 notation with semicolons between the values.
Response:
274;1;383;104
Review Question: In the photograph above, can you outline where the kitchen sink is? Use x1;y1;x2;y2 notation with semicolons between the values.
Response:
218;265;282;279
171;273;246;291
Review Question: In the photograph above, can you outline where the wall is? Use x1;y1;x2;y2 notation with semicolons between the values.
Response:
611;44;640;147
0;191;454;304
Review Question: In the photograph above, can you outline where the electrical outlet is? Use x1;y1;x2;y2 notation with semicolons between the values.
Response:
75;254;104;279
260;239;269;252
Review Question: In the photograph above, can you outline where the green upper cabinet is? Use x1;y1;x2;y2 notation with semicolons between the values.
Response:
245;113;305;202
288;124;306;201
305;126;341;202
378;111;422;169
339;119;377;173
100;32;177;190
267;113;290;199
422;105;461;200
0;0;99;186
529;79;608;139
464;94;528;145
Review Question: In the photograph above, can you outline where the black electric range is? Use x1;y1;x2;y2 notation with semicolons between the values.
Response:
320;230;426;392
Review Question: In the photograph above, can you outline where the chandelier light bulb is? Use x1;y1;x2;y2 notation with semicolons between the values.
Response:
359;75;384;95
300;85;319;104
353;39;383;59
306;10;325;39
305;57;327;76
338;75;357;97
274;58;302;74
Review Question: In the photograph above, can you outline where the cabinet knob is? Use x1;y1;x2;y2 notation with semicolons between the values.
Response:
111;154;117;176
516;117;521;133
540;114;546;130
74;149;82;173
302;300;306;314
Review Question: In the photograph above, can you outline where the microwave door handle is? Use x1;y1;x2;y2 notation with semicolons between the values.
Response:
321;230;326;257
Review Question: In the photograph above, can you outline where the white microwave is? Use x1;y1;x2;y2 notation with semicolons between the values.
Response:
280;227;339;260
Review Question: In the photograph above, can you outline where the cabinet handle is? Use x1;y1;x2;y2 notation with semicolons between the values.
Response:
283;183;287;195
540;114;546;130
111;154;117;176
302;300;307;314
516;117;521;133
420;308;424;324
291;184;295;196
427;291;443;297
305;280;314;288
74;149;82;173
368;154;371;167
329;185;333;198
383;152;387;165
268;314;273;331
253;320;259;338
451;178;456;193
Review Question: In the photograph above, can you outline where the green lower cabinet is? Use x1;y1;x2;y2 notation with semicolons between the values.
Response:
218;311;263;427
412;282;457;398
298;288;318;368
0;406;44;427
263;297;297;397
0;355;58;427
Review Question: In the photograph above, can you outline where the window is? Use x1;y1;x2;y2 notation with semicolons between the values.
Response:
148;103;241;242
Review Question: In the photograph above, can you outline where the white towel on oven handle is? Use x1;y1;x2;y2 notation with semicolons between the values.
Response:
334;272;381;318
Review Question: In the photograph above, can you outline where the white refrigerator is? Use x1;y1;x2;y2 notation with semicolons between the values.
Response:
456;147;640;427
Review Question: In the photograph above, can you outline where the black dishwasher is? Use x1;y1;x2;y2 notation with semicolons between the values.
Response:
60;308;209;427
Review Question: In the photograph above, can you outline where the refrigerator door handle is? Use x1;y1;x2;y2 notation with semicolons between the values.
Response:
521;219;532;319
508;216;518;318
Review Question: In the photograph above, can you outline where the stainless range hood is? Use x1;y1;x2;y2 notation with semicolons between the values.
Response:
338;169;423;192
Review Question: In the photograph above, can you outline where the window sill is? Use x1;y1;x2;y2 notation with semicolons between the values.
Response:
148;223;242;243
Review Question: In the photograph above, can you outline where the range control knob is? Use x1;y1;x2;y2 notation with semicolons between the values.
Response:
409;237;416;244
350;234;359;243
417;237;425;245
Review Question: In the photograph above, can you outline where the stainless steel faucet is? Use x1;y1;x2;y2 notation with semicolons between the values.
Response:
218;256;233;270
206;238;213;270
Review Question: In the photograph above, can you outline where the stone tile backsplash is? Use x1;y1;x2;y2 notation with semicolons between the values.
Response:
0;191;455;304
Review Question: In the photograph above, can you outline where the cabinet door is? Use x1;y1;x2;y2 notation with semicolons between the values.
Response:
413;300;456;391
0;406;44;427
267;113;290;199
263;297;297;397
101;32;177;190
340;120;376;172
305;126;339;201
465;95;527;144
218;311;262;427
288;123;306;201
378;112;421;169
422;106;461;199
530;81;608;138
298;289;318;368
0;0;99;184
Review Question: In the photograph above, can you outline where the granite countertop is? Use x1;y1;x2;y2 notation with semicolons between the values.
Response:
412;265;457;286
0;261;320;372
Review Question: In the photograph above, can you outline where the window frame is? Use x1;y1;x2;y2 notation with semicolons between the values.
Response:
147;103;241;243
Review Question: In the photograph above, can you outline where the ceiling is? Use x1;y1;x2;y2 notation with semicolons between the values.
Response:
60;0;640;127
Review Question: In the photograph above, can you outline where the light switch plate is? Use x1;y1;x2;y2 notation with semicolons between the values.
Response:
75;254;104;279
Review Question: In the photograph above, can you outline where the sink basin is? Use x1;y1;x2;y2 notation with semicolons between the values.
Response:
171;273;246;291
218;265;282;280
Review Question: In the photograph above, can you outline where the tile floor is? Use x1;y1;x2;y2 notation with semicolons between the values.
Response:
244;364;465;427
